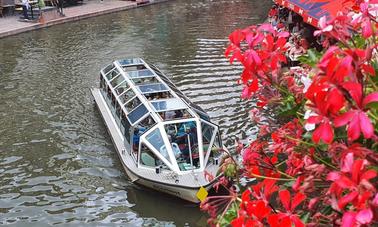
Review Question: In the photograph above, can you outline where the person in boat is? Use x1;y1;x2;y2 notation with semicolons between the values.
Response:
133;128;141;151
174;110;183;118
165;111;175;120
175;120;198;163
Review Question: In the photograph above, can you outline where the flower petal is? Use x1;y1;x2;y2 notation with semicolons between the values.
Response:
341;152;354;173
291;192;306;210
279;190;291;211
338;191;358;209
347;114;361;141
334;111;354;127
359;111;374;139
312;122;334;144
356;208;373;224
341;212;356;227
362;92;378;107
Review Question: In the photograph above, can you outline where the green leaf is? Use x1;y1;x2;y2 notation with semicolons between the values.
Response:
298;48;322;67
218;204;238;226
321;205;333;215
278;103;301;117
303;132;312;139
351;34;367;49
301;212;311;223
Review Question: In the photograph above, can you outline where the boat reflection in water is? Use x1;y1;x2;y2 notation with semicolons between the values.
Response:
91;58;225;203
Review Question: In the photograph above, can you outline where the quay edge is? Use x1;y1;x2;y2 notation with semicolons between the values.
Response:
0;0;170;39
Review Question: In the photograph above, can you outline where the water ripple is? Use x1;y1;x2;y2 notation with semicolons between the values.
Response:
0;0;271;225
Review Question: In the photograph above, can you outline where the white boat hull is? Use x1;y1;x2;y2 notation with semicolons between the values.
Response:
122;163;211;203
91;88;217;203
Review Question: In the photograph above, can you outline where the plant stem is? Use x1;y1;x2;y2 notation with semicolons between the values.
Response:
368;111;378;121
276;169;295;179
285;135;315;147
248;172;296;181
313;153;337;170
367;72;378;91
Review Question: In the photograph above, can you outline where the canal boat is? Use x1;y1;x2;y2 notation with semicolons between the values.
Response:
91;58;225;203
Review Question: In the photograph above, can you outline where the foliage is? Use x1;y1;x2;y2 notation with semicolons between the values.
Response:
200;1;378;226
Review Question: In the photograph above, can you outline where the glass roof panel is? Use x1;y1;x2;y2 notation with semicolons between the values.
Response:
133;77;159;86
128;69;154;79
138;83;168;94
114;81;129;96
150;98;187;112
119;89;135;104
110;74;125;88
102;64;114;75
127;104;148;124
118;58;143;66
125;96;141;112
106;68;120;81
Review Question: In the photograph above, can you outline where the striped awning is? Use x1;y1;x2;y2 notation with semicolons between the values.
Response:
274;0;353;27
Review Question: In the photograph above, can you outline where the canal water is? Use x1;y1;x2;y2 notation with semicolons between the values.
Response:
0;0;270;226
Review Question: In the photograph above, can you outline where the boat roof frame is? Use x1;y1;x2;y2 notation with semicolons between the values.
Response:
100;58;211;127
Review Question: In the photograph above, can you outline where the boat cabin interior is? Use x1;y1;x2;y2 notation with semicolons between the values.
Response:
99;58;222;174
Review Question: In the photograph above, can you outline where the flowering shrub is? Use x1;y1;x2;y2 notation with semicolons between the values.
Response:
201;1;378;226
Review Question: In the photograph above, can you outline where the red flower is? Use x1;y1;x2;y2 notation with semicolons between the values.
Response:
251;179;278;203
327;153;377;215
307;116;334;144
267;190;306;227
341;208;374;227
334;90;378;141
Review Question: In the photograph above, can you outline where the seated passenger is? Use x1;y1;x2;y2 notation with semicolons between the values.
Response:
176;121;196;137
174;110;183;118
165;111;175;120
133;128;140;150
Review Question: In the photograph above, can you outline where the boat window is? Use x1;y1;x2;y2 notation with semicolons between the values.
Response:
158;109;192;121
114;81;129;96
110;74;125;88
111;93;116;107
144;91;173;101
115;102;122;119
215;131;222;148
100;75;106;90
127;104;148;124
140;143;161;167
102;64;114;75
106;68;120;81
119;89;135;104
122;64;146;72
128;69;154;79
201;121;217;159
106;85;112;99
121;112;132;144
125;97;141;112
195;109;211;121
132;115;156;152
133;76;159;85
164;121;200;171
151;98;187;112
138;83;169;94
118;59;144;66
145;128;172;163
134;115;156;134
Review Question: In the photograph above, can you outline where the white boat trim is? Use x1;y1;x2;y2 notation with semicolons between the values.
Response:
92;58;225;203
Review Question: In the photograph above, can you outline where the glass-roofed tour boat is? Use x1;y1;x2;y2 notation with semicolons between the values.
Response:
91;58;225;203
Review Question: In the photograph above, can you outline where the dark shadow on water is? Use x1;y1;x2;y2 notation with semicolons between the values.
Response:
126;183;207;226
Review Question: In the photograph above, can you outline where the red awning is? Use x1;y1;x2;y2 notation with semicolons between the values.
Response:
274;0;353;27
